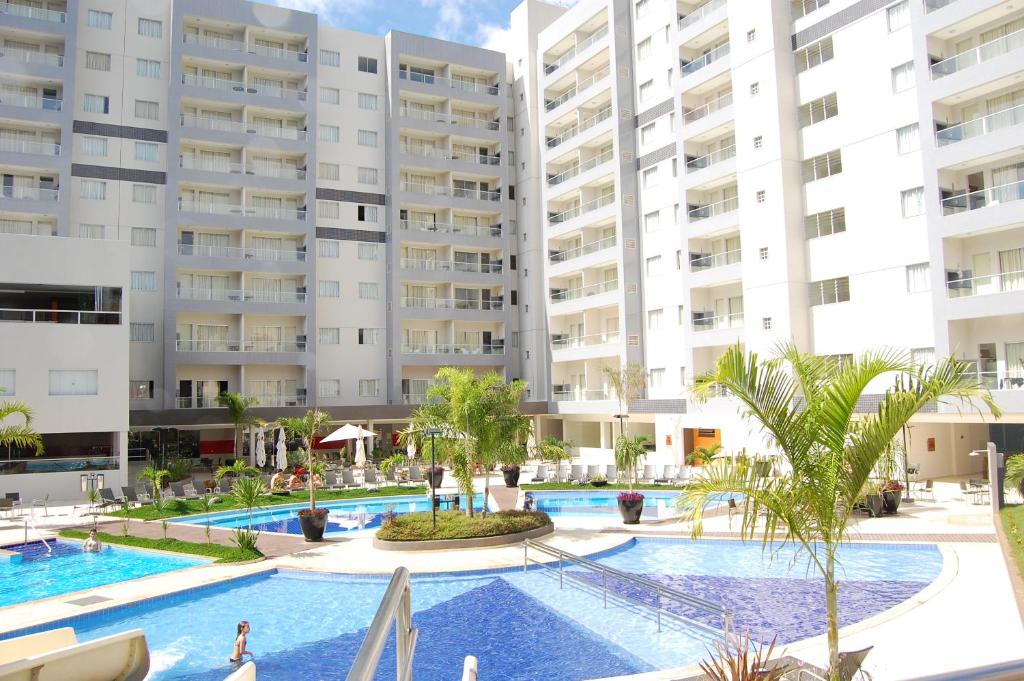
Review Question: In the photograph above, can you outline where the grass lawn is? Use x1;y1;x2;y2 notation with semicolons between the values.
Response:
59;529;262;563
1000;504;1024;581
376;510;551;541
113;485;427;521
521;481;690;492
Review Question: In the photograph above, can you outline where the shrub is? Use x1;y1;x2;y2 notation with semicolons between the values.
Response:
377;510;550;541
232;528;260;553
617;491;644;502
165;458;194;482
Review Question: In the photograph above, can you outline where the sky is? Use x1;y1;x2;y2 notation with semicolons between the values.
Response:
266;0;573;54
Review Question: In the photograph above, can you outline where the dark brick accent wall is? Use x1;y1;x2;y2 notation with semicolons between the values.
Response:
636;142;676;170
635;97;674;127
72;120;168;143
315;226;386;243
791;0;892;50
71;164;167;185
315;188;386;204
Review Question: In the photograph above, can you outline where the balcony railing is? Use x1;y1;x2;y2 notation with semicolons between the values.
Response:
545;67;611;112
551;331;620;350
250;393;306;407
399;220;502;238
552;388;611;401
400;343;505;355
1;186;58;201
683;91;732;124
923;0;957;11
180;156;243;174
550;279;618;302
249;43;308;63
454;187;501;201
686;145;736;172
549;193;615;224
180;114;247;135
688;195;738;222
249;83;307;101
400;258;502;274
174;339;306;352
678;0;726;32
247;163;306;180
946;269;1024;298
931;28;1024;79
402;393;429;405
178;200;244;216
0;138;60;155
546;106;613;149
0;2;66;22
177;243;306;262
399;297;503;311
549;235;617;264
941;179;1024;215
936;104;1024;146
690;249;741;271
692;312;743;331
399;106;499;131
681;42;730;76
548;148;614;186
182;73;246;92
0;47;63;67
176;288;307;303
399;70;499;95
0;308;120;324
0;92;61;110
959;359;1024;391
544;25;609;75
183;33;246;52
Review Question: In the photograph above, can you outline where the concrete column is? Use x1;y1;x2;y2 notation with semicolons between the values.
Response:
988;441;1004;513
115;431;129;488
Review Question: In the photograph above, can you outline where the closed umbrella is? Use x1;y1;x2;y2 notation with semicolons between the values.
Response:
355;438;367;467
276;428;287;470
255;427;266;468
406;440;417;460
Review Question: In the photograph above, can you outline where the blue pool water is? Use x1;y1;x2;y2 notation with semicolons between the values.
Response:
0;540;207;607
3;538;943;680
530;490;732;517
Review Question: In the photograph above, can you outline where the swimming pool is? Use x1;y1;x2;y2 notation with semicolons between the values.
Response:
2;538;943;679
0;540;208;608
529;489;729;518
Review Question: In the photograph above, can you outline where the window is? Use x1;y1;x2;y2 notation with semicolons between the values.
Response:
319;87;340;104
358;167;378;185
49;370;98;396
318;239;340;258
887;1;909;32
358;93;378;110
319;327;341;345
756;190;766;203
906;262;930;292
130;322;155;342
646;255;662;276
747;29;756;42
81;136;107;157
809;276;850;306
357;130;378;147
642;166;658;188
358;282;379;300
672;158;678;177
358;379;380;397
798;93;839;127
676;250;683;270
358;328;381;345
319;125;340;143
83;94;109;114
648;369;664;390
901;187;924;217
792;0;829;19
134;142;158;161
80;180;106;200
319;163;340;180
78;224;104;239
129;380;154;399
318;280;340;297
753;135;763;149
138;18;162;37
358;56;378;73
318;201;340;219
358;243;379;260
135;100;159;120
637;37;652;60
795;37;834;73
320;49;340;67
85;52;111;71
762;317;773;330
87;10;112;29
643;210;660;232
635;0;650;18
647;308;663;330
639;80;653;102
911;347;935;368
0;369;15;395
805;208;846;239
750;82;759;95
136;58;161;79
131;271;156;291
131;227;157;247
802;149;842;182
891;61;915;93
318;379;341;398
640;123;655;144
896;123;920;154
357;205;378;223
133;184;157;204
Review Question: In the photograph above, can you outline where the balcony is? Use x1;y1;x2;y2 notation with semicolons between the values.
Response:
680;43;730;77
683;91;732;124
176;243;307;263
400;144;501;166
550;331;620;350
400;297;504;311
182;34;308;63
946;269;1024;298
247;162;306;181
400;182;501;202
545;67;611;113
180;156;243;175
936;104;1024;146
546;106;612;150
181;74;307;101
176;200;307;221
0;2;66;23
402;393;429;405
180;115;311;143
0;47;63;67
176;288;307;304
688;195;738;222
549;235;617;264
686;145;735;173
0;138;60;156
399;107;499;132
398;70;499;96
689;249;741;271
175;339;306;352
941;179;1024;215
544;25;609;76
0;91;61;111
678;0;726;32
692;312;743;332
549;279;618;303
552;388;611;401
1;186;58;201
960;359;1024;392
400;343;505;355
924;0;958;10
399;258;502;274
930;28;1024;79
547;148;614;187
0;308;119;324
548;193;615;225
399;219;502;238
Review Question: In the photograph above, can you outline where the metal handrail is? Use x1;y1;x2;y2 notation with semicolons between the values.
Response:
0;2;66;22
548;192;615;224
548;148;614;186
545;67;611;112
546;106;613;149
936;103;1024;146
683;91;732;123
0;308;121;324
686;144;736;171
678;0;726;31
931;27;1024;79
688;195;739;221
941;178;1024;215
345;567;418;681
544;25;609;75
523;539;732;635
681;42;730;76
549;234;617;263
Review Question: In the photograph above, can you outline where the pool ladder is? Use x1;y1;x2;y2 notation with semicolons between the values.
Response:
23;518;52;554
345;567;417;681
522;538;732;637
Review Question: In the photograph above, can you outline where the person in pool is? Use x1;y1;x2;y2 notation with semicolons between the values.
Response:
229;621;253;666
82;528;102;552
523;492;535;511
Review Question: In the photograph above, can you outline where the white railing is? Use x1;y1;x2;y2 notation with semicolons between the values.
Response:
0;92;61;110
248;206;307;221
399;107;500;131
249;393;306;407
181;73;246;92
180;156;243;174
923;0;957;11
545;67;611;112
177;243;306;262
177;288;307;303
249;43;308;63
400;144;452;160
685;145;736;172
683;91;732;124
946;269;1024;298
177;200;243;216
681;42;730;76
183;33;246;52
690;249;741;271
931;28;1024;79
0;308;119;324
548;193;615;224
688;195;739;221
546;106;613;149
941;179;1024;215
250;124;308;141
553;388;611;401
0;47;63;67
549;235;617;264
399;70;499;95
550;279;618;302
1;186;58;201
400;297;503;311
692;312;744;331
551;331;620;349
453;187;502;201
548;148;614;186
399;220;502;238
936;104;1024;146
244;339;306;352
180;114;247;135
247;163;306;180
0;2;65;22
958;359;1024;392
544;25;609;75
344;568;417;681
400;182;448;197
400;343;505;355
0;138;60;155
250;82;307;101
400;258;502;274
678;0;727;32
402;393;429;405
175;339;242;352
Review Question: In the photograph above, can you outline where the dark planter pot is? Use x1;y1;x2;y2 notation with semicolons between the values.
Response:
502;468;521;488
617;497;645;525
428;469;445;489
298;508;329;542
591;480;608;488
864;494;883;518
883;489;902;514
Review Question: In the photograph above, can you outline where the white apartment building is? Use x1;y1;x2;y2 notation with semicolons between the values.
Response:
1;0;1023;500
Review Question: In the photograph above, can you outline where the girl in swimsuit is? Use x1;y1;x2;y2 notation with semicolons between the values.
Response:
229;621;252;665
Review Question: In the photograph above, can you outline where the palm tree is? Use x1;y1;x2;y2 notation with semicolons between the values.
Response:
680;344;999;679
535;436;573;482
614;435;649;493
603;363;647;436
0;397;43;455
138;466;169;503
216;392;259;463
277;409;330;512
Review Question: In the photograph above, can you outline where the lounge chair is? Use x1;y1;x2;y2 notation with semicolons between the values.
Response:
385;467;399;485
216;478;233;495
605;465;617;483
97;487;122;512
181;483;202;500
0;498;14;519
640;464;657;484
586;464;600;481
30;493;49;517
169;483;187;500
918;479;935;501
557;463;570;482
4;492;21;511
121;487;141;507
660;465;674;482
569;464;584;483
341;469;359;488
363;468;381;490
135;486;154;504
673;467;690;485
0;627;150;681
531;464;549;482
784;646;872;681
408;466;425;483
323;472;340;490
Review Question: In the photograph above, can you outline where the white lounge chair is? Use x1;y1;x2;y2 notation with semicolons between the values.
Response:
363;468;381;490
569;464;584;483
531;464;549;482
0;627;150;681
605;465;617;483
586;464;600;481
341;469;360;488
640;465;657;484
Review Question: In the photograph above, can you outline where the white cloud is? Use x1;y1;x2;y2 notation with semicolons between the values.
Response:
478;22;513;54
267;0;372;23
419;0;468;42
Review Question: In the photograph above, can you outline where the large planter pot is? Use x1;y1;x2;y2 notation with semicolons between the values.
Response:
617;496;645;525
882;489;902;515
864;494;884;518
591;480;608;488
502;468;521;488
428;469;445;489
298;508;329;542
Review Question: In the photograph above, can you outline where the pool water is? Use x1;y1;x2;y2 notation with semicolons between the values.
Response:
529;490;732;517
0;540;208;608
3;538;943;680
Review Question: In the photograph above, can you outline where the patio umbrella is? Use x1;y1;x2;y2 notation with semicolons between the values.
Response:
406;440;417;460
355;438;367;467
276;428;287;470
255;427;266;468
320;423;376;444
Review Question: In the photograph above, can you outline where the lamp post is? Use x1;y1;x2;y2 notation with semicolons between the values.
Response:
613;413;630;438
427;427;441;530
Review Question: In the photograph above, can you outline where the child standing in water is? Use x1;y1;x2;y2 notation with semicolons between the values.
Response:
229;621;253;666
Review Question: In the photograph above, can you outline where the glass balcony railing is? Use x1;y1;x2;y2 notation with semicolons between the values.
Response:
400;258;502;274
543;25;609;76
175;339;306;352
549;279;618;302
1;186;58;201
400;343;505;355
678;0;726;32
924;0;958;11
400;297;504;311
685;145;736;172
683;91;732;124
692;312;744;332
548;193;615;224
545;67;611;112
0;92;61;110
0;2;66;23
931;28;1024;79
546;106;613;149
688;195;738;222
175;288;307;303
399;70;499;95
549;235;617;264
936;104;1024;146
946;269;1024;298
548;148;614;186
552;388;611;401
0;308;120;324
689;249;741;271
550;331;620;350
177;243;306;262
958;358;1024;391
0;47;63;67
399;107;500;131
941;179;1024;215
0;138;61;155
184;35;309;62
681;42;730;76
0;457;117;476
179;156;243;174
399;220;502;238
182;73;245;92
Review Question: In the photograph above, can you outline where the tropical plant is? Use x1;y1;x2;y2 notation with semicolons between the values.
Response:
154;496;170;540
0;395;43;455
215;392;260;461
687;444;721;466
1005;454;1024;498
679;344;998;679
603;363;647;435
215;459;259;482
120;498;132;536
231;528;260;554
198;494;216;543
614;435;649;494
231;476;267;530
138;466;169;503
84;488;99;521
380;453;407;474
277;409;331;512
534;436;573;482
698;633;786;681
165;457;194;482
396;425;423;459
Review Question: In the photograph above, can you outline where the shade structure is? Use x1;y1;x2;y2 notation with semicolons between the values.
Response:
255;427;266;467
321;423;376;444
355;438;367;467
275;428;287;470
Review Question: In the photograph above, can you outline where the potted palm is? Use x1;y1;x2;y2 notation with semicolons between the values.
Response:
859;480;884;518
426;464;445;489
501;465;521;487
277;410;330;541
881;480;904;514
686;444;720;467
615;435;649;524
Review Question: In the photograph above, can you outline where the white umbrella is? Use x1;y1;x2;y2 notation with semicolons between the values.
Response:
276;428;287;470
321;423;376;444
355;438;367;467
406;441;417;460
255;427;266;468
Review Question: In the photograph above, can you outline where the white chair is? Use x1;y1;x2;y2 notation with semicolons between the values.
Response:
531;464;549;482
30;494;49;517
